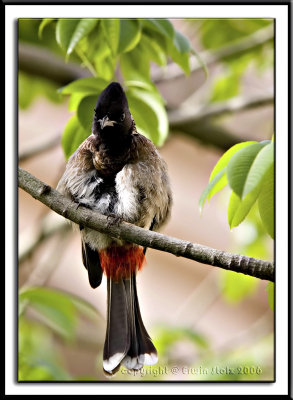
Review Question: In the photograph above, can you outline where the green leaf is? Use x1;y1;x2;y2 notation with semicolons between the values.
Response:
19;287;77;340
56;19;98;55
220;270;258;304
68;92;87;112
199;19;272;51
210;72;240;103
266;282;274;310
62;115;88;159
153;325;209;355
69;295;100;322
19;72;63;109
60;77;107;96
101;19;120;55
226;141;270;199
173;29;191;53
210;141;257;182
118;19;141;54
126;86;168;146
258;164;274;238
141;18;175;40
77;95;96;132
97;56;116;81
126;92;157;144
138;34;167;66
167;35;190;75
199;169;226;212
228;187;261;229
38;18;54;39
242;141;274;198
120;45;151;83
19;318;72;381
19;71;36;109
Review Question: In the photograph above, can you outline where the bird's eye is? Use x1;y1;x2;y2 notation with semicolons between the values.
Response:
120;113;125;122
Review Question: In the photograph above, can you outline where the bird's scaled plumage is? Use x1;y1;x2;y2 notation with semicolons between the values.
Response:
57;82;172;376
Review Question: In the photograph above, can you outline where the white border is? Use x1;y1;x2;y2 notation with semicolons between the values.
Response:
6;4;289;396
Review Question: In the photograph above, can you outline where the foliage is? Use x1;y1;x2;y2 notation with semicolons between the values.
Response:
219;202;272;304
19;71;64;109
26;18;201;158
200;139;274;238
200;139;274;309
192;19;274;103
19;286;102;381
18;18;274;381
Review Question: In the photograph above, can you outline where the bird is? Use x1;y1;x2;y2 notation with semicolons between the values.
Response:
56;82;172;376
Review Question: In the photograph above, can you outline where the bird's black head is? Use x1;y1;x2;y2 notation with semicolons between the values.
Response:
92;82;133;141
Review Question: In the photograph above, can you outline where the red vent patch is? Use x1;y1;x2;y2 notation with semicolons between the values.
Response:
100;245;146;280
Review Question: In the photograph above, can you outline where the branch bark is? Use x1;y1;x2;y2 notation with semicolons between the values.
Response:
18;167;275;282
19;134;61;162
169;94;274;150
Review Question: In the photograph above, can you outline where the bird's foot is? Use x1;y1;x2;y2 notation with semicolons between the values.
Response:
106;213;124;227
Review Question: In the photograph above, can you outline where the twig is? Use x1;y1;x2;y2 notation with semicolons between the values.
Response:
168;94;274;150
19;135;61;162
168;94;274;126
153;24;274;82
19;42;90;84
18;167;274;282
19;211;70;264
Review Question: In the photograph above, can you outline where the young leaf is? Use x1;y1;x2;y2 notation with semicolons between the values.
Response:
228;187;260;229
242;141;274;198
226;141;269;199
38;18;54;39
101;19;120;55
77;95;97;132
173;29;191;54
258;165;274;238
210;141;257;182
205;141;257;201
141;18;175;40
127;86;168;146
118;19;141;54
60;77;107;96
199;169;226;212
120;45;151;83
139;34;167;66
62;115;88;159
167;36;190;75
68;92;87;112
56;19;98;56
95;54;116;81
210;72;240;103
19;287;77;340
126;89;161;145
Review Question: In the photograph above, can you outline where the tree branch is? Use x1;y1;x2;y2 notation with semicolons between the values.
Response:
169;94;274;127
168;94;274;150
19;212;70;264
19;134;61;162
153;24;274;83
18;167;274;282
19;42;90;84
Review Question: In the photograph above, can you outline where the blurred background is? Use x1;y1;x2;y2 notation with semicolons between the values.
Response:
18;18;274;382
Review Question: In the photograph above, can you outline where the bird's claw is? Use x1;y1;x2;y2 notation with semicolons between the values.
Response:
106;214;123;227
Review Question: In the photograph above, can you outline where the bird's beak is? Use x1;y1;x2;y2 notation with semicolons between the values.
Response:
98;116;117;130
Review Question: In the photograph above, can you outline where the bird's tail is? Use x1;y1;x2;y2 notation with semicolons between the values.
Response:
103;273;158;375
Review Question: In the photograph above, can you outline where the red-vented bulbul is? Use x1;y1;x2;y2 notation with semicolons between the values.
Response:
57;82;172;375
